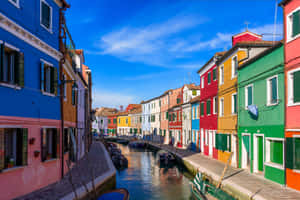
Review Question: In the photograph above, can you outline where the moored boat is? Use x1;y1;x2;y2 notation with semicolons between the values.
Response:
97;188;129;200
157;150;176;166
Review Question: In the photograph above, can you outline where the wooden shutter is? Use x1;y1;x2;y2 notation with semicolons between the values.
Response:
50;67;55;94
207;100;211;115
286;138;294;169
248;87;253;106
271;77;277;103
40;62;44;91
0;44;4;82
208;72;211;84
294;71;300;103
233;95;237;113
15;52;24;87
22;129;28;166
213;68;217;80
54;67;58;95
0;129;5;171
295;138;300;170
292;10;300;37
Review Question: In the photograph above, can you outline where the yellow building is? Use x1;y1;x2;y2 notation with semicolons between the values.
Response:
216;31;274;167
117;112;131;136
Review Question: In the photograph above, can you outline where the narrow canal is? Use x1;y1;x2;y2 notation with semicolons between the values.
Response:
115;143;193;200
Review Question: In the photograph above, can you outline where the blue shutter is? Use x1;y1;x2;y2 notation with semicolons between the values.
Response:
40;62;44;91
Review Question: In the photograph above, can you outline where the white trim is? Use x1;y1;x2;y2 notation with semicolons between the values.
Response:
213;96;217;115
0;12;62;61
293;169;300;174
286;6;300;43
40;0;53;33
41;58;54;67
287;67;300;106
265;137;285;170
8;0;20;8
219;65;224;86
286;129;300;132
264;162;284;170
4;42;20;52
0;82;21;90
231;93;237;115
0;125;23;128
245;84;254;109
253;134;265;173
198;57;216;77
231;55;238;79
219;97;224;117
241;133;251;169
266;75;279;106
42;91;56;97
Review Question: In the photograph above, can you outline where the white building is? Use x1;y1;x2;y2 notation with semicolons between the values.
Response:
150;97;161;136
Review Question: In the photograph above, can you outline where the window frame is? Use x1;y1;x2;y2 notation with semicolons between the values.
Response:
265;137;285;170
213;96;217;115
8;0;20;8
219;97;224;117
207;72;211;85
231;55;238;79
245;84;254;109
288;68;300;106
40;0;53;33
219;65;224;85
207;99;211;116
201;76;204;88
231;93;237;115
287;6;300;43
213;68;217;81
266;75;279;106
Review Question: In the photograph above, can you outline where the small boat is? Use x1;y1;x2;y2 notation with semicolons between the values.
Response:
97;188;129;200
190;172;235;200
128;141;146;148
157;150;176;166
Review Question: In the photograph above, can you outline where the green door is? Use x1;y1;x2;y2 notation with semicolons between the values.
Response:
257;136;264;172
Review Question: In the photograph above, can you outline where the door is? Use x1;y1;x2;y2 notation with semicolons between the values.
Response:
201;129;204;153
242;134;250;169
231;135;237;167
209;131;213;156
254;135;264;173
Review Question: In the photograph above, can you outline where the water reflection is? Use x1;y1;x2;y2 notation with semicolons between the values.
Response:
116;144;193;200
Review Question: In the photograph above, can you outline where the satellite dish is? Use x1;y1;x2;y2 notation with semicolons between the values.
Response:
248;105;258;118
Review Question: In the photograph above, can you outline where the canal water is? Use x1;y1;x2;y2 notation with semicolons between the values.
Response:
115;143;193;200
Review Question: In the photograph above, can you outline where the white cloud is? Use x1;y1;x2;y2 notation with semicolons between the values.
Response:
93;89;137;108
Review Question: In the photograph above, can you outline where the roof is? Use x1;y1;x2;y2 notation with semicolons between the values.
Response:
232;30;262;39
184;83;200;90
197;51;226;74
279;0;291;6
216;40;275;66
128;106;142;114
95;107;118;117
238;41;283;70
117;111;129;116
169;103;183;110
190;96;200;104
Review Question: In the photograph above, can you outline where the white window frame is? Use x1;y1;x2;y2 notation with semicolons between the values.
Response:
219;97;224;117
288;68;300;106
245;84;254;109
213;68;217;81
208;72;211;85
265;137;285;170
231;93;237;115
266;75;279;106
8;0;20;8
213;96;217;115
231;55;238;79
286;6;300;43
40;0;53;33
207;99;211;116
201;76;204;88
205;130;209;146
219;65;224;85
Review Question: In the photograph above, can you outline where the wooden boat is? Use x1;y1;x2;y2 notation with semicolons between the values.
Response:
190;172;235;200
97;188;129;200
157;150;176;166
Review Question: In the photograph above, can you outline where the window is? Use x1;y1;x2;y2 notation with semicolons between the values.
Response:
0;128;28;170
8;0;19;8
287;8;300;42
108;119;111;124
71;83;78;106
288;69;300;105
219;65;224;85
212;68;217;81
0;43;24;86
126;118;128;124
232;56;238;78
219;98;224;117
216;134;231;152
40;0;52;31
196;105;199;119
232;93;237;114
245;85;253;109
213;97;217;114
207;72;211;84
286;137;300;170
200;102;204;116
207;99;211;115
119;119;120;124
63;74;67;100
266;138;284;168
41;128;59;161
205;130;208;146
40;61;58;95
166;112;168;120
267;76;278;105
201;77;204;88
113;119;117;124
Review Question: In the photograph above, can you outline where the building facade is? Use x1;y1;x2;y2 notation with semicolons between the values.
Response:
128;105;142;135
191;96;200;152
280;0;300;191
150;97;160;136
238;43;285;185
216;32;273;167
160;90;172;143
107;114;118;136
141;101;151;136
0;0;69;199
117;112;130;136
168;104;182;147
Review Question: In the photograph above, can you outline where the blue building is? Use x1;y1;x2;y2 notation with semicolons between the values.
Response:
191;96;200;152
141;100;151;139
0;1;69;199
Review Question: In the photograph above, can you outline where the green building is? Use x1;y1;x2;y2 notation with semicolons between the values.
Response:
237;42;285;185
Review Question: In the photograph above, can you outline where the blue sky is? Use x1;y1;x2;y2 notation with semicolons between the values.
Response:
65;0;283;109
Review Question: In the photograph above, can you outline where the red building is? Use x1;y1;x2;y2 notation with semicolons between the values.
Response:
168;104;183;147
107;114;118;136
197;52;225;159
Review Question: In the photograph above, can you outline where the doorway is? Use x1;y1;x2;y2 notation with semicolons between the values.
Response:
242;134;251;169
201;129;204;153
209;130;213;157
254;134;264;173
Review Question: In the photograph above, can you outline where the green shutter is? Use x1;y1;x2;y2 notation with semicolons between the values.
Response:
15;52;24;87
0;129;4;171
286;138;294;169
213;68;217;80
208;72;211;84
53;67;58;95
40;62;44;91
207;100;211;115
22;129;28;166
242;135;250;153
201;103;204;116
294;138;300;169
294;71;300;103
292;10;300;37
271;77;277;103
0;44;4;82
270;140;283;165
50;67;55;94
248;86;253;106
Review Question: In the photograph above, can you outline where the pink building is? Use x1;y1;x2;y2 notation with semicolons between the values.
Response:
160;90;172;143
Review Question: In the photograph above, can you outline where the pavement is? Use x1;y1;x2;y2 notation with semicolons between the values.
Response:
15;142;116;200
147;142;300;200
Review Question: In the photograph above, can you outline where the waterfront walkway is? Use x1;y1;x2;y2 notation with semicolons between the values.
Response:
147;142;300;200
15;142;116;200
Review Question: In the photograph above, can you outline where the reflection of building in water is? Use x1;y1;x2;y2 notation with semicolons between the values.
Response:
140;151;152;184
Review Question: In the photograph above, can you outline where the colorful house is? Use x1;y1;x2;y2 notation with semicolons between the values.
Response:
128;105;142;135
216;32;274;167
117;112;130;136
107;114;118;136
198;53;224;159
95;108;118;135
0;0;69;199
280;0;300;191
160;90;172;143
191;96;200;152
238;42;285;185
141;100;151;137
168;103;182;147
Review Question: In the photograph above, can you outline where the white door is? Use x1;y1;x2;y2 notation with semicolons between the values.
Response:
209;130;213;156
231;135;237;167
201;129;204;152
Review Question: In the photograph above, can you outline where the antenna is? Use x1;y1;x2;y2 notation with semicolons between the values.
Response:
273;0;278;43
244;21;250;31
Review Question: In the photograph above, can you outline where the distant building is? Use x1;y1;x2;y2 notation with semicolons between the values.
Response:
191;96;200;152
160;90;172;143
